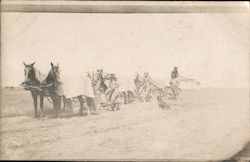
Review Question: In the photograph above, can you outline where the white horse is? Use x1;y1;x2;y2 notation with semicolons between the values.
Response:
118;75;136;104
60;71;96;116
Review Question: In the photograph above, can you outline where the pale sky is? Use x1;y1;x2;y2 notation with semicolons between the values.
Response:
1;12;249;88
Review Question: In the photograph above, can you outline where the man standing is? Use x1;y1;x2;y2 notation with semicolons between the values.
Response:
170;67;180;98
105;74;119;101
171;67;179;79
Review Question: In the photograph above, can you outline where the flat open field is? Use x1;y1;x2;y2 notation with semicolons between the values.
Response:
0;88;249;160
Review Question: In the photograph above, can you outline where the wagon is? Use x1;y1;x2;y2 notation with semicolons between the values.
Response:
134;84;155;102
169;80;181;99
96;87;122;111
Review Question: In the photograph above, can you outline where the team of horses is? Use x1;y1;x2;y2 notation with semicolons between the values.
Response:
22;62;180;118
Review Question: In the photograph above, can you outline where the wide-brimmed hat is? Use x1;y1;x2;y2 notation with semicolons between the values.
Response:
174;67;178;69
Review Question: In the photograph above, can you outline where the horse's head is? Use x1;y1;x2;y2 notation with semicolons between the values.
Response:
93;69;110;92
96;68;103;80
49;62;60;82
143;72;149;78
23;61;36;84
51;62;60;74
42;62;61;86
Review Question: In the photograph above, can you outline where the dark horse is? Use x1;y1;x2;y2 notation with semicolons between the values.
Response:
22;62;45;118
94;69;108;93
40;63;63;118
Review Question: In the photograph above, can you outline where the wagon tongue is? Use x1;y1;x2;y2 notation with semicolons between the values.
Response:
20;82;27;87
20;80;31;86
19;83;30;90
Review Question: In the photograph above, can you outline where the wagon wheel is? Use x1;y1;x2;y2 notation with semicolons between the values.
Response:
145;95;153;102
97;92;108;108
145;89;153;102
110;91;122;111
111;102;120;111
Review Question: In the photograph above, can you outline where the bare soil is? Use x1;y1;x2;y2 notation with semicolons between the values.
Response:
0;88;249;160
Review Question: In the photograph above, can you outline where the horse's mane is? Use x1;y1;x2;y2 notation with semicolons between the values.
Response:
43;68;63;84
43;69;54;84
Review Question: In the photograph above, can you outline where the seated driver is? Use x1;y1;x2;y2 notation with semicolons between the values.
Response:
105;74;119;101
170;67;179;86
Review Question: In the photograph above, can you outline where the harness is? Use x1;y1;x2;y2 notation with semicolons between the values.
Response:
21;67;54;104
42;68;58;88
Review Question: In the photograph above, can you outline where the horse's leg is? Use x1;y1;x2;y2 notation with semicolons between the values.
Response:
122;91;127;104
126;91;129;104
129;91;133;103
31;92;38;118
50;94;56;117
62;96;66;112
88;96;96;114
50;93;61;118
112;91;120;111
54;94;61;118
50;94;56;111
57;95;62;117
127;91;130;103
85;97;90;116
86;96;92;113
131;91;135;102
50;94;56;115
64;97;73;112
91;97;97;113
77;95;85;116
69;99;73;112
40;95;44;116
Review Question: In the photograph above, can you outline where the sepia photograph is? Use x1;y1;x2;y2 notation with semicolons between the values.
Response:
1;1;249;161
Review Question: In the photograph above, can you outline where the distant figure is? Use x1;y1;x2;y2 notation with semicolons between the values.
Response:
170;67;181;98
171;67;179;79
105;74;119;101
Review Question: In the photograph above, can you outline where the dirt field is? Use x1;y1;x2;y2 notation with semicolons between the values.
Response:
0;88;249;160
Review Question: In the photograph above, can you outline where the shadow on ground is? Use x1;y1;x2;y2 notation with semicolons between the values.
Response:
229;140;250;161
